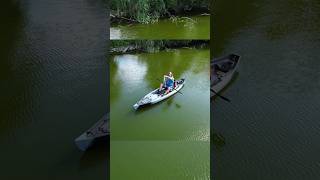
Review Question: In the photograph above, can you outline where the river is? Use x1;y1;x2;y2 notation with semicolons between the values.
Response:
110;15;210;40
212;0;320;179
110;48;210;179
0;0;108;179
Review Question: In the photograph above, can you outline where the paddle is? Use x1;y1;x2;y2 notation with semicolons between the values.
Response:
172;87;183;95
210;89;231;102
156;78;183;95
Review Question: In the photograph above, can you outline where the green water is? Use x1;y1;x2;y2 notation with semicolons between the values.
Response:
110;48;210;179
110;15;210;40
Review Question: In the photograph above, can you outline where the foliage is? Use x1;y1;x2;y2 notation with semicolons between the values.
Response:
111;0;210;24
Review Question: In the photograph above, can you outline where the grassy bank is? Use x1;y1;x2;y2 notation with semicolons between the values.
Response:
110;40;209;55
111;0;211;24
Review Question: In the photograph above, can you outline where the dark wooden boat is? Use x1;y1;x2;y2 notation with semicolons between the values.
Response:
211;54;240;98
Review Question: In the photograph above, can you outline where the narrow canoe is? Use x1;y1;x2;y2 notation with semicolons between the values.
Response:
211;54;240;98
74;114;109;151
133;78;185;110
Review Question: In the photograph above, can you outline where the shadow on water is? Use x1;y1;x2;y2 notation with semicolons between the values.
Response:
79;137;109;172
175;103;181;109
0;0;29;136
0;1;24;57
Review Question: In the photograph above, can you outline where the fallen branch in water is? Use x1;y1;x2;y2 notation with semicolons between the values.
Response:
201;13;210;16
180;16;196;23
110;13;138;23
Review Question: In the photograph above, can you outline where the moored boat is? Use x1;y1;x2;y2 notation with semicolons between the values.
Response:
211;54;240;98
133;78;185;110
75;114;109;151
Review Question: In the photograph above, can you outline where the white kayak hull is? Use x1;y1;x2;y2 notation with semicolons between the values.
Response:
133;78;185;110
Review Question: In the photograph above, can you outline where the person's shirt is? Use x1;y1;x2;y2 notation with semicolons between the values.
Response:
165;76;174;87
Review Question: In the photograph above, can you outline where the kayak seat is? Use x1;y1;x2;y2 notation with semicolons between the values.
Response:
219;62;233;73
215;64;227;73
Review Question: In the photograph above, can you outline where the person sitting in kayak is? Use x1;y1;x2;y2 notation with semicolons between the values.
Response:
159;72;176;95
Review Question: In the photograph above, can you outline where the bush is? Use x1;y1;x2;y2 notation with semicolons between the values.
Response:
111;0;210;24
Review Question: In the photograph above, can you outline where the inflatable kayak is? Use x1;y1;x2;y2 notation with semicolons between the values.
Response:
133;78;185;110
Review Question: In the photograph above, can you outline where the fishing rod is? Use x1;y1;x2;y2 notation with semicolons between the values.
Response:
156;78;183;95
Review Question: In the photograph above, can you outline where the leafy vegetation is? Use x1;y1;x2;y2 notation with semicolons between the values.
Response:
111;0;211;24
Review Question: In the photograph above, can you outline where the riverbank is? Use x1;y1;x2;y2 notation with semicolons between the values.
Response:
110;0;210;39
110;0;210;24
110;15;210;39
110;40;209;55
111;12;210;25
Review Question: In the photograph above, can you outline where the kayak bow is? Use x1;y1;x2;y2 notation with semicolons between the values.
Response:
74;114;110;151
